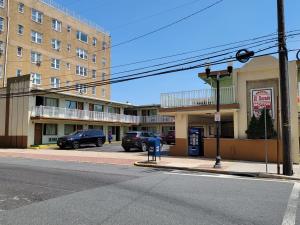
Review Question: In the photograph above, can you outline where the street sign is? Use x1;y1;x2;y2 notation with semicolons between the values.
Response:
214;112;221;122
251;88;274;118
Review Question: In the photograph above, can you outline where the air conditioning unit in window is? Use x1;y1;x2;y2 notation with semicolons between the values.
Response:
36;60;41;67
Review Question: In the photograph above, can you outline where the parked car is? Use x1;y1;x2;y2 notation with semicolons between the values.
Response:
163;130;175;145
57;129;106;149
121;131;162;152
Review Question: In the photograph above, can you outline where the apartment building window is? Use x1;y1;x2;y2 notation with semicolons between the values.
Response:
31;30;43;44
31;73;41;85
31;51;42;64
93;37;97;46
31;9;43;23
51;58;60;70
0;65;3;78
50;77;60;88
76;65;88;76
67;44;71;52
102;58;106;68
76;48;88;60
16;69;21;77
67;25;71;32
76;30;88;43
102;41;107;50
102;88;106;98
0;0;4;8
76;83;87;94
92;86;96;95
43;124;57;135
0;41;4;55
0;17;4;32
17;24;24;35
92;70;96;79
102;72;105;81
18;3;24;13
52;19;62;32
66;63;71;70
92;54;96;63
17;46;23;57
51;39;61;51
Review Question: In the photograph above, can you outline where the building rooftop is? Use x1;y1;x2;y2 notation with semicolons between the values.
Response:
40;0;109;35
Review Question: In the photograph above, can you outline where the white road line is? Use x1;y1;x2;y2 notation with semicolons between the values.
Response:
281;182;300;225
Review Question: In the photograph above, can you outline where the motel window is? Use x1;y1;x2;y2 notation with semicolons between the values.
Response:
94;104;104;112
31;9;43;23
17;24;24;35
45;97;58;107
65;100;77;109
31;30;43;44
18;3;24;13
43;124;57;135
52;19;62;32
0;17;4;32
64;124;76;135
76;65;88;76
31;73;41;85
76;30;88;43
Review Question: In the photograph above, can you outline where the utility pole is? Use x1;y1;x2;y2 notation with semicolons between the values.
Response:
214;74;221;168
277;0;293;175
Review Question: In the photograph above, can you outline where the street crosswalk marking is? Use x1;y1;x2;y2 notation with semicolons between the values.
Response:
281;182;300;225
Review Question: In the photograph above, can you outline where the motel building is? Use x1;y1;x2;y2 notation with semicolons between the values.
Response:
159;56;300;163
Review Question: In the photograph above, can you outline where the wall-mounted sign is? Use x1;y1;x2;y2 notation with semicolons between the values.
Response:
251;88;274;118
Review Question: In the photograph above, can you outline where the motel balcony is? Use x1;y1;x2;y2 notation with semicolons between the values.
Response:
31;106;174;125
160;86;237;109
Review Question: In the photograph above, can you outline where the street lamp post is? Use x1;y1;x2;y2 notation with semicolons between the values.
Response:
206;62;233;168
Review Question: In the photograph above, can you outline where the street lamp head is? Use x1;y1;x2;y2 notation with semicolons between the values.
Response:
227;61;233;74
205;62;211;77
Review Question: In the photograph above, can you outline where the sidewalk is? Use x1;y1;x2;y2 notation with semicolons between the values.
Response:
0;148;299;180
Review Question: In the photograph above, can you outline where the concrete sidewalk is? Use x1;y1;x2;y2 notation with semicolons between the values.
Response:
0;148;299;180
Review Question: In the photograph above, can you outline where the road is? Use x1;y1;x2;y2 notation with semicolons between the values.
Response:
0;157;299;225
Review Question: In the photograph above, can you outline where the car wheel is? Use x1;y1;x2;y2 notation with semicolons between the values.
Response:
123;147;130;152
59;145;64;149
141;142;148;152
96;138;103;147
72;141;80;149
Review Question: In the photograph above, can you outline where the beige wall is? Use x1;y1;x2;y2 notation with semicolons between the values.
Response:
0;0;111;100
235;56;299;162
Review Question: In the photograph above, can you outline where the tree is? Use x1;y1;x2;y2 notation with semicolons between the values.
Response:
246;109;277;139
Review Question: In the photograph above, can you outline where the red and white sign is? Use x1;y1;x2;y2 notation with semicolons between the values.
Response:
251;88;274;118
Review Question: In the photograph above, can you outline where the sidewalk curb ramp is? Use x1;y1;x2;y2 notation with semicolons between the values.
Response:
134;161;300;181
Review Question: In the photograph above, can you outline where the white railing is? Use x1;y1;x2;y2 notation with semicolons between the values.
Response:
31;106;175;124
160;86;236;108
32;106;140;124
140;115;175;124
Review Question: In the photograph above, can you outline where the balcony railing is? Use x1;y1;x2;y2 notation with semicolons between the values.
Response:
32;106;140;124
31;106;175;124
140;115;175;124
160;86;236;108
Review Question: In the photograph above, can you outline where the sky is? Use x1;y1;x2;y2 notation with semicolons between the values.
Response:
54;0;300;105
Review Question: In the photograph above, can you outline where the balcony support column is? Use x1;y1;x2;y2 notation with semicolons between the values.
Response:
169;113;188;156
233;110;239;139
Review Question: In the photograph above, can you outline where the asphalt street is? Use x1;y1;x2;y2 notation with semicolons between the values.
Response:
0;157;299;225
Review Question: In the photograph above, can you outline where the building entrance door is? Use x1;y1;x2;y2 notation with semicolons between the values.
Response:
34;123;43;145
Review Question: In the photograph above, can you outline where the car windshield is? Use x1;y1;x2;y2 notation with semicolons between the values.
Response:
125;132;138;137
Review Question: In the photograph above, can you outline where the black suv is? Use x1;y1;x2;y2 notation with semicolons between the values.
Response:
122;131;160;152
57;129;106;149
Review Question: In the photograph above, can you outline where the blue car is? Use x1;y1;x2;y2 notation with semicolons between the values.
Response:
57;129;106;149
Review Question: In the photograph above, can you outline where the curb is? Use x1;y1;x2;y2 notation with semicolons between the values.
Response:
134;162;300;181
